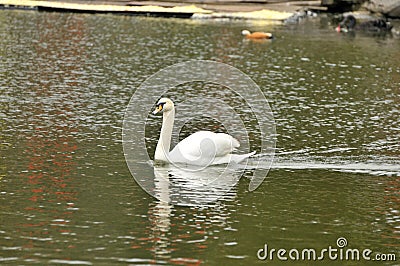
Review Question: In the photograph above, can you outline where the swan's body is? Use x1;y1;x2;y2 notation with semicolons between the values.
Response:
153;98;254;166
241;29;273;39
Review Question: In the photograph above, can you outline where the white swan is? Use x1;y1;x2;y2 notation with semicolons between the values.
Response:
152;98;255;166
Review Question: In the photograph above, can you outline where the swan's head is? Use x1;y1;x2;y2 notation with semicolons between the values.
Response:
153;98;174;115
241;30;251;36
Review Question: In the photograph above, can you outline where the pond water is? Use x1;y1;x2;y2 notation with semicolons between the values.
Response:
1;10;399;265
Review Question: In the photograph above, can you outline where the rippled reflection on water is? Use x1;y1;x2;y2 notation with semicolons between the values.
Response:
0;10;399;264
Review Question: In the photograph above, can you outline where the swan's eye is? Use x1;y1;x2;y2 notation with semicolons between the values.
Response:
157;102;166;108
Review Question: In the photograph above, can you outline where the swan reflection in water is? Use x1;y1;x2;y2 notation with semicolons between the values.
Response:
146;162;240;261
152;162;242;206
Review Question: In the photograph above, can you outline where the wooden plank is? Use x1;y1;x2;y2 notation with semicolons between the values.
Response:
0;0;211;14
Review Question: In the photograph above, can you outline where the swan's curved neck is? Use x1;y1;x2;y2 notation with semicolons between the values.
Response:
154;108;175;162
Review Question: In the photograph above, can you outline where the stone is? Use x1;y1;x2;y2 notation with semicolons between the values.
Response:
363;0;400;17
321;0;367;12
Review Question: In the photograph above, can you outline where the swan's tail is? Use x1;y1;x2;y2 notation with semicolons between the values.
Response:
231;151;256;164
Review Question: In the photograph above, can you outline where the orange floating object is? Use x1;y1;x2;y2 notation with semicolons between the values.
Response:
242;29;273;39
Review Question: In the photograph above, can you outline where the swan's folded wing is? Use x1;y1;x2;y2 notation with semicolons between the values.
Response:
169;131;240;161
214;133;240;156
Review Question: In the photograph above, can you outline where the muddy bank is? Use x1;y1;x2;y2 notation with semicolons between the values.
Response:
0;0;399;19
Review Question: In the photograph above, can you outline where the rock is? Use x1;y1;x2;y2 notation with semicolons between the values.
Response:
321;0;367;12
363;0;400;18
322;0;400;18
